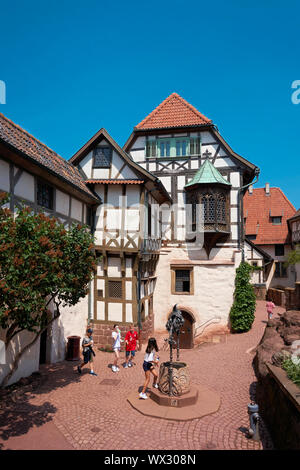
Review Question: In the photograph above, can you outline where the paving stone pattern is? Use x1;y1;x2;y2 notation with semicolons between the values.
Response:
0;301;282;450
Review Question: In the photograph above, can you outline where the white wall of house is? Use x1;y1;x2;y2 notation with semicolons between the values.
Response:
0;154;92;386
259;244;295;288
0;329;41;387
153;247;241;332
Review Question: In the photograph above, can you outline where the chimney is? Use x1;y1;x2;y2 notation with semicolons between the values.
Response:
265;183;270;195
248;185;253;195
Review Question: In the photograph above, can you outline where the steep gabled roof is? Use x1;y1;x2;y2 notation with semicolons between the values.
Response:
135;92;212;130
244;187;296;245
185;159;231;188
69;128;171;204
0;112;98;202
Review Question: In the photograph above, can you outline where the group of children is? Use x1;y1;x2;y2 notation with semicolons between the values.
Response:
77;323;159;400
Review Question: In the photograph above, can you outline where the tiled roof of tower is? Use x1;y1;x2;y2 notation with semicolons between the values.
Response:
243;187;296;245
0;112;97;201
185;159;231;187
135;93;212;130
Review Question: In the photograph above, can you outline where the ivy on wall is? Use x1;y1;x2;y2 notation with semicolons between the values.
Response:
229;262;256;333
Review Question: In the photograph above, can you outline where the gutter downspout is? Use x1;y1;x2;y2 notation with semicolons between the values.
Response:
238;167;260;262
88;207;97;323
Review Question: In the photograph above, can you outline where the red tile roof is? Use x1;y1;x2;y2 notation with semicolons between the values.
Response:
0;112;97;201
244;187;296;245
86;179;144;184
135;93;212;130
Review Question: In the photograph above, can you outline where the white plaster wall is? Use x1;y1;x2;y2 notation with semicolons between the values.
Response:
126;304;133;323
80;151;93;179
0;158;10;191
0;329;40;387
107;257;122;277
56;189;70;216
71;198;82;221
153;247;239;331
15;171;35;202
50;295;89;363
111;151;137;179
108;303;122;322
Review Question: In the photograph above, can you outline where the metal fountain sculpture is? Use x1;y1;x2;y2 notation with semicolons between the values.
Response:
158;304;191;397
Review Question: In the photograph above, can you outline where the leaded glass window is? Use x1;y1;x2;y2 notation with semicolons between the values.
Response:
175;270;190;292
216;194;226;223
108;280;123;299
202;194;215;222
93;146;112;168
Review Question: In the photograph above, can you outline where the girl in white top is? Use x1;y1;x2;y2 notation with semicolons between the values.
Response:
112;324;122;372
140;337;159;399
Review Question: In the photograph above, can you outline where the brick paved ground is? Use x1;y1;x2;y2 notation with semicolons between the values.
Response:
0;300;284;450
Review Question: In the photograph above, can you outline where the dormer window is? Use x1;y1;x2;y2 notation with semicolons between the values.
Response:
271;216;282;225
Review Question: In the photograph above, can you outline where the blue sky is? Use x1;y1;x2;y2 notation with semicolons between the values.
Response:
1;0;300;208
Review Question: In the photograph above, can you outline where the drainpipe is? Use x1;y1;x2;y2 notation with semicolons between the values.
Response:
238;167;260;262
88;207;97;322
137;263;142;350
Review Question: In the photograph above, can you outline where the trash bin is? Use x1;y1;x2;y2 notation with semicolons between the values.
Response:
66;336;81;361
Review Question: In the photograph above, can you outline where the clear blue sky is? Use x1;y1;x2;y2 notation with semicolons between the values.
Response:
1;0;300;208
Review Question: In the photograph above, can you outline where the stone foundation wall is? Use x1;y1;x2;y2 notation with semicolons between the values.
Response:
89;314;154;350
253;310;300;449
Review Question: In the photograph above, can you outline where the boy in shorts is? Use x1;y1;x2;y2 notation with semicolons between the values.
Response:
124;324;139;368
77;328;97;376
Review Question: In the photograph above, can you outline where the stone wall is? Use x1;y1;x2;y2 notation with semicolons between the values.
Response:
267;282;300;310
253;310;300;449
90;313;154;351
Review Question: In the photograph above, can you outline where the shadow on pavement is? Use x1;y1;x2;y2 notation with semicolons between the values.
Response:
0;361;81;444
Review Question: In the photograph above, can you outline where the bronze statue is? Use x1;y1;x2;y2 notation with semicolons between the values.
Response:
164;304;184;396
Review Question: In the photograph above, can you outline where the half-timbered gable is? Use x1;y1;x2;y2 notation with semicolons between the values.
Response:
70;128;171;342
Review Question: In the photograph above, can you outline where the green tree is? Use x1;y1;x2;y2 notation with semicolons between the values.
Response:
286;244;300;266
229;262;256;333
0;193;97;387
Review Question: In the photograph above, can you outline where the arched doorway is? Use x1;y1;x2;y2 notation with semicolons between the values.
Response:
179;310;194;349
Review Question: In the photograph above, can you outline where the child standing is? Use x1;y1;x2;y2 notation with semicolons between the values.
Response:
112;324;121;373
77;328;97;376
266;300;276;320
124;324;139;368
139;337;159;400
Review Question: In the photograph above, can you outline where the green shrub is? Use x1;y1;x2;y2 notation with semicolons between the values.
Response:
229;262;256;332
282;358;300;387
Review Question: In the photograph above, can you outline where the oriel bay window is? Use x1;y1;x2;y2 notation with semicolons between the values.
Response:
189;191;228;231
146;136;201;158
171;267;194;295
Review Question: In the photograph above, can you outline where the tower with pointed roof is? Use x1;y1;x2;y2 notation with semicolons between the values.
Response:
124;92;259;344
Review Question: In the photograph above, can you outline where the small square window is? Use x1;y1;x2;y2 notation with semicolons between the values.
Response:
175;270;191;293
93;147;112;168
271;216;282;225
108;280;123;299
275;244;285;256
37;182;53;210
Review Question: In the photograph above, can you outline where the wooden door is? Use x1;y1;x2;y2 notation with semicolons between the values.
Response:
179;311;194;349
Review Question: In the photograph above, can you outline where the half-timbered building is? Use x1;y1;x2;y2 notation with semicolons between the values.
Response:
0;112;100;384
70;128;171;346
124;93;259;346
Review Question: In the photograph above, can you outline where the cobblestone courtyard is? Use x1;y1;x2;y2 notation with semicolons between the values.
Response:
0;301;283;450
